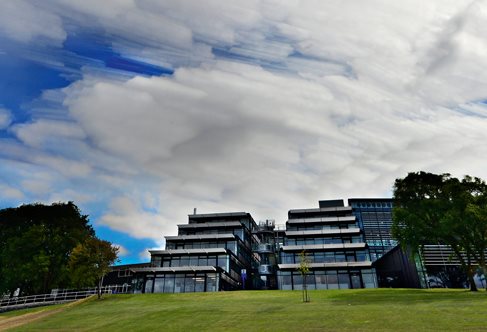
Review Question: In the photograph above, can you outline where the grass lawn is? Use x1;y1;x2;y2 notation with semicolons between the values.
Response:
5;288;487;331
0;303;64;319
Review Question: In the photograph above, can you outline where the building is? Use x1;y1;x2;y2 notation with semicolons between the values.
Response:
276;199;377;290
348;198;396;261
107;196;486;293
130;212;260;293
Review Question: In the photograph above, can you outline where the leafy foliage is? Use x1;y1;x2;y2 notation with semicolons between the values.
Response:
392;171;487;291
0;202;117;296
298;250;310;302
69;237;119;298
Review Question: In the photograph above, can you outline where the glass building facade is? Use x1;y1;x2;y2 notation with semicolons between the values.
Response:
125;198;407;293
131;212;260;293
276;200;377;290
349;198;396;261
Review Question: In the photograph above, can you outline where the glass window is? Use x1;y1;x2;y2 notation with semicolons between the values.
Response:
151;256;162;267
132;277;144;294
356;251;367;261
153;277;164;293
189;256;199;266
315;272;327;290
313;253;322;263
306;274;316;290
218;256;229;272
326;271;339;289
184;277;195;293
278;272;293;290
338;273;350;289
145;278;154;293
362;271;376;288
207;256;217;266
180;257;189;266
234;229;244;240
346;254;356;262
206;274;218;292
195;277;205;292
163;275;175;293
174;276;185;293
293;273;304;290
324;252;335;263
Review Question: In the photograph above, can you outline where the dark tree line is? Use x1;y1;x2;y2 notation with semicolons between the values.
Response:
392;172;487;291
0;202;118;296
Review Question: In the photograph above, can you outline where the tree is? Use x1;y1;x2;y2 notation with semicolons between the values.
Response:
0;202;94;296
298;251;310;302
68;237;119;299
392;172;487;291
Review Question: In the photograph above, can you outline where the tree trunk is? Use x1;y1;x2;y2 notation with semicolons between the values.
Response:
467;267;478;292
98;278;102;299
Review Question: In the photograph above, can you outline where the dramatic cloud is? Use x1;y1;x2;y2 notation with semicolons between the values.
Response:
0;1;66;45
2;0;487;261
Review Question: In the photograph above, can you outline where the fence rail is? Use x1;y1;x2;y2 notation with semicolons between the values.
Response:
0;285;129;312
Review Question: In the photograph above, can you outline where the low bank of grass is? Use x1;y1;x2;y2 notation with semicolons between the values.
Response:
6;288;487;331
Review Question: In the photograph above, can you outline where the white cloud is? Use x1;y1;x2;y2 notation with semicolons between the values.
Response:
139;248;152;261
113;243;129;257
3;0;487;246
99;196;175;241
0;1;66;44
0;183;24;200
0;108;12;130
12;120;86;148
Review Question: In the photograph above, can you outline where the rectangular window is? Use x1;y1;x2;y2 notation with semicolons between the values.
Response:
189;256;199;266
145;278;154;293
293;273;304;291
163;275;175;293
184;276;195;293
218;256;229;272
315;272;327;290
206;274;218;292
180;257;189;266
338;273;350;289
326;271;339;289
195;276;205;292
153;277;164;293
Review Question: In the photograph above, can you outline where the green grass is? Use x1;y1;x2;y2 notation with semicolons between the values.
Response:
7;289;487;331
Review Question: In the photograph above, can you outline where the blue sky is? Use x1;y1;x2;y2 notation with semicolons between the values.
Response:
2;1;487;264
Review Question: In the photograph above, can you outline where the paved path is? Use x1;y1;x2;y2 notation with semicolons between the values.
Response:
0;296;94;331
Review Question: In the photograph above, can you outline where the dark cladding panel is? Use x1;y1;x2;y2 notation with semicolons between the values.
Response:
319;200;344;208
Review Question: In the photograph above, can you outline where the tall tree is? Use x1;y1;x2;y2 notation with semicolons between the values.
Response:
0;202;94;296
68;237;119;299
298;250;310;302
392;172;487;291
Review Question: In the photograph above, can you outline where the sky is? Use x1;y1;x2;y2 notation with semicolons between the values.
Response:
2;1;487;264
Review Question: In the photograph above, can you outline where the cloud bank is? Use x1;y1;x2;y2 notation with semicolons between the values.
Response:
2;1;487;259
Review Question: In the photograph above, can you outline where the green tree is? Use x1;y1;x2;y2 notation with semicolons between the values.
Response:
298;251;310;302
69;237;119;299
0;202;94;296
392;172;487;291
